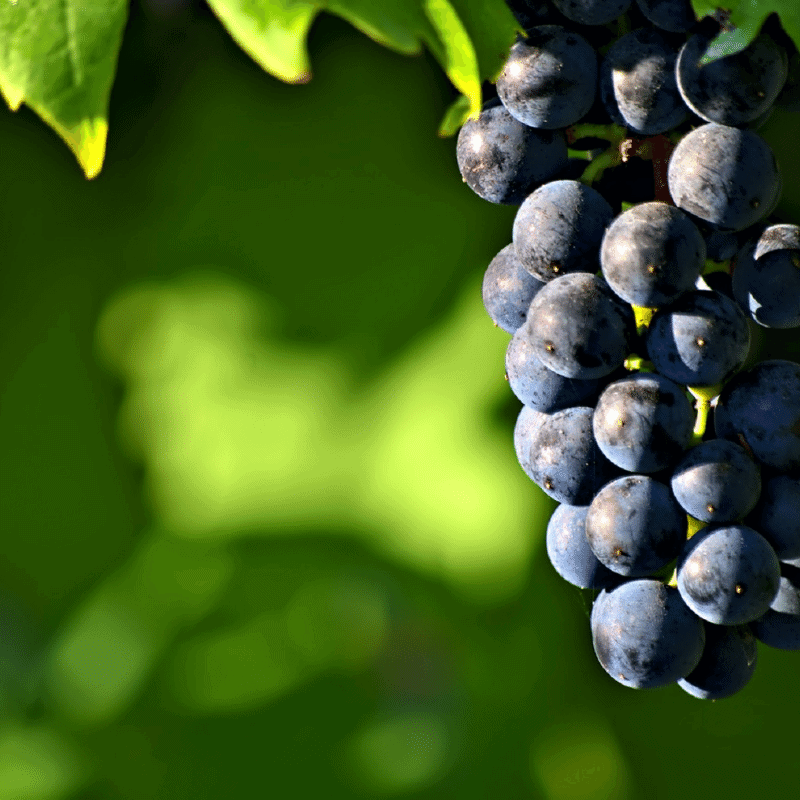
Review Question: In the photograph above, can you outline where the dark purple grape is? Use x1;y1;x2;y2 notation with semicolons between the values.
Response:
546;504;619;589
600;29;688;136
591;579;705;688
634;0;695;33
677;623;758;700
600;201;705;307
646;290;750;387
749;565;800;650
514;405;550;480
714;360;800;473
551;0;632;25
482;244;546;333
676;31;788;127
457;102;568;204
526;273;636;380
732;224;800;329
677;524;781;625
585;475;686;577
505;0;553;29
747;475;800;560
527;406;620;504
513;180;614;282
592;372;695;473
671;439;762;524
667;123;781;232
506;327;608;411
497;26;597;129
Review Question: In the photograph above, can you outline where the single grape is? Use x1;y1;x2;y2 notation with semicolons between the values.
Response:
527;406;620;504
456;102;568;204
592;372;695;473
514;405;550;481
526;273;636;380
482;244;546;333
591;579;706;688
677;623;758;700
585;475;686;577
671;439;762;524
714;359;800;473
731;224;800;329
600;201;705;307
546;504;619;589
676;31;788;127
497;26;597;129
667;123;781;232
646;290;750;387
746;475;800;560
749;565;800;650
513;180;615;282
600;29;688;136
677;524;781;625
506;327;608;411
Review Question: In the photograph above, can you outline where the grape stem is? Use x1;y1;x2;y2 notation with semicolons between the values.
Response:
623;355;654;372
632;304;655;334
567;125;677;202
579;148;621;185
687;384;722;444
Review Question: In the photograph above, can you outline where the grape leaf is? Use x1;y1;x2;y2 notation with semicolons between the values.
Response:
690;1;800;64
0;0;129;179
204;1;321;84
207;0;519;133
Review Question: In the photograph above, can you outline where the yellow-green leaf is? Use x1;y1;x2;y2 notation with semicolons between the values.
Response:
0;0;128;178
207;0;519;134
423;0;481;119
205;0;320;84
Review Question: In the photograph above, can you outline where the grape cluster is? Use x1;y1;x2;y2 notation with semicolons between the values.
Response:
460;0;800;699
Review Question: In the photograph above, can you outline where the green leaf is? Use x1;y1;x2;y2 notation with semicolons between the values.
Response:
208;0;518;133
325;0;440;56
448;0;522;83
423;0;481;120
438;93;471;137
205;1;320;84
0;0;128;179
690;1;800;64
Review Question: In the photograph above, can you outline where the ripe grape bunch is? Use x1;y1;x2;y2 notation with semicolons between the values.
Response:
458;0;800;699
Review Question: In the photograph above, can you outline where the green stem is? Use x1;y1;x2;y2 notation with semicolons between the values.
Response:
687;384;721;445
580;148;622;186
667;516;705;586
691;397;711;444
702;259;732;275
623;355;654;372
632;305;656;335
566;122;628;146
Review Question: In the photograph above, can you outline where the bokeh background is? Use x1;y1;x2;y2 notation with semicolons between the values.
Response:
1;1;798;798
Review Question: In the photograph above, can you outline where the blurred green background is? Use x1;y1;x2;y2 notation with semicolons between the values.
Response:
1;2;798;798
